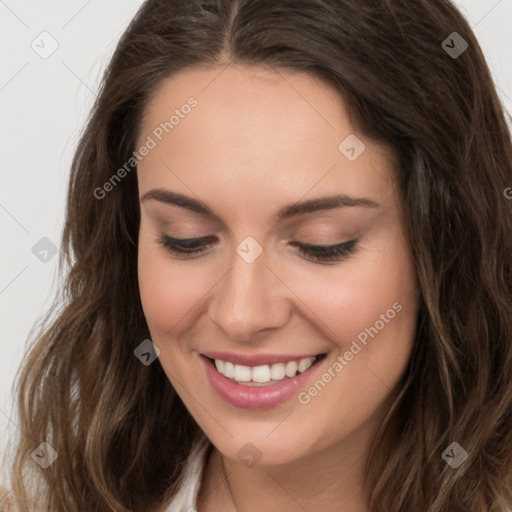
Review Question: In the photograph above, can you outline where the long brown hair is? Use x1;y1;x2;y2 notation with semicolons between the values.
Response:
6;0;512;510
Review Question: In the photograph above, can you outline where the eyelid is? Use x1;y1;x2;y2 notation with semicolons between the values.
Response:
156;234;359;263
162;235;216;246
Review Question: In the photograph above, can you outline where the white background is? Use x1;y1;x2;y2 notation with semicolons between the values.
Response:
1;0;511;481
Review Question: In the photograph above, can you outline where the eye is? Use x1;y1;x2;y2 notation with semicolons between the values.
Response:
156;235;358;263
290;239;358;262
157;235;216;258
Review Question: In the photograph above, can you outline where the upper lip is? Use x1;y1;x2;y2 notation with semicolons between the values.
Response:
201;351;324;367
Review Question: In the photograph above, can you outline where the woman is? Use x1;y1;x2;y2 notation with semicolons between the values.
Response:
5;0;512;510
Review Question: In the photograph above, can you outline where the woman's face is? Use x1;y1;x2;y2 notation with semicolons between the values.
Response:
136;64;419;466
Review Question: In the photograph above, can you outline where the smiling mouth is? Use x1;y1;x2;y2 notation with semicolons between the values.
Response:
204;354;327;386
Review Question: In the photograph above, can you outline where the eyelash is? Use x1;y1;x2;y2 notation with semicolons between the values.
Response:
156;235;358;263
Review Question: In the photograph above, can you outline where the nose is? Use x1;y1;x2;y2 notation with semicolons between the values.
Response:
208;248;291;342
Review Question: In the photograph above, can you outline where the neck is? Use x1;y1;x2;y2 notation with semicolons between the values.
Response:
198;409;394;512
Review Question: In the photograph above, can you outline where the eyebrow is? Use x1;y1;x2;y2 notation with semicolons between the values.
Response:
140;188;380;221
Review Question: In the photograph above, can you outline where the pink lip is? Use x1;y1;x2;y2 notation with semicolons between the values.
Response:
201;351;321;366
200;354;326;409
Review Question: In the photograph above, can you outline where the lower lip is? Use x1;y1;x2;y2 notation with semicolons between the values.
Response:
200;355;325;409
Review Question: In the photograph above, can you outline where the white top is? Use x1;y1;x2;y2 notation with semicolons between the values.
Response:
162;433;212;512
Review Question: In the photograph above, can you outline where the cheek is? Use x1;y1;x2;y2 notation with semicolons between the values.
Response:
287;247;418;448
137;240;211;339
282;249;417;350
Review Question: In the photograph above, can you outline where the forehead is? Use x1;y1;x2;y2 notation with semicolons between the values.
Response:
140;64;353;154
136;64;397;213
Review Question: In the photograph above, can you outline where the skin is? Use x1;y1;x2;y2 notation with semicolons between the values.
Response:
136;63;420;512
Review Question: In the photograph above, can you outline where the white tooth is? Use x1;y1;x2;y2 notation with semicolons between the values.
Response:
233;364;252;382
270;363;286;380
218;356;317;383
285;361;298;377
252;365;271;383
224;361;235;378
297;358;308;373
298;357;315;373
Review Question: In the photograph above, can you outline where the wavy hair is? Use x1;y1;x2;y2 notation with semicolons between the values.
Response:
6;0;512;510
